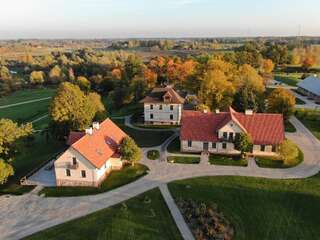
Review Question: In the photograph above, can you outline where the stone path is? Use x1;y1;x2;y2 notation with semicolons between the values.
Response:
0;97;52;109
0;117;320;240
159;184;195;240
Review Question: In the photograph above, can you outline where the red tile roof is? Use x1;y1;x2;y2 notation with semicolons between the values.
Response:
70;119;127;168
67;132;85;145
180;108;285;145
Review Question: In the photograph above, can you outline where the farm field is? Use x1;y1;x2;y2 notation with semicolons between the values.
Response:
25;189;182;240
169;174;320;240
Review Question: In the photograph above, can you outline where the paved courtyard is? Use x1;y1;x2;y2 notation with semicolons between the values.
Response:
0;116;319;239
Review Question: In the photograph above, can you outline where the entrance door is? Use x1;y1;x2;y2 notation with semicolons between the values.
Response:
203;142;209;151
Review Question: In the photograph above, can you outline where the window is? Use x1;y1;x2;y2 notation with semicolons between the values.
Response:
170;114;173;120
150;104;153;110
81;170;86;178
72;157;77;165
66;169;71;177
235;132;240;140
272;145;277;152
188;140;192;147
212;142;216;149
170;105;174;110
203;142;209;150
159;105;163;110
150;113;154;119
222;143;227;149
261;145;266;152
223;132;228;139
229;132;234;140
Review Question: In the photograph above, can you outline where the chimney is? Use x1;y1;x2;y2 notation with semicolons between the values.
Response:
85;127;93;135
215;109;220;114
92;122;100;130
245;109;253;115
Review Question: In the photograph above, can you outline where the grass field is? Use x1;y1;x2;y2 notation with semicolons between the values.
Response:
0;88;56;130
169;174;320;240
274;73;303;86
0;132;65;195
113;119;173;147
295;109;320;140
167;137;181;154
25;189;182;240
284;120;296;132
209;155;248;167
0;88;56;106
39;164;149;197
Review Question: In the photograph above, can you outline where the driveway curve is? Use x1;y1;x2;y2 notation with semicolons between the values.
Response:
0;116;319;240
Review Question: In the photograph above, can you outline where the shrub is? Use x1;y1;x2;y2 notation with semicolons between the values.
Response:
147;150;160;160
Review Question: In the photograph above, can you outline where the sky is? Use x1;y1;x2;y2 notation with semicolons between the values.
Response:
0;0;319;39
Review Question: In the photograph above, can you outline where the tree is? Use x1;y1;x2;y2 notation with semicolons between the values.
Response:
198;69;235;110
302;55;316;70
0;119;32;184
196;104;211;112
120;137;141;166
49;65;63;83
29;71;45;84
0;159;14;184
234;133;253;157
49;83;98;135
77;76;91;92
279;139;299;165
261;59;274;73
267;88;295;120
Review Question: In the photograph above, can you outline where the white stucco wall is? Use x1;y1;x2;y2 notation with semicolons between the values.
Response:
218;120;243;139
54;148;97;185
144;103;182;124
55;148;123;186
181;140;240;154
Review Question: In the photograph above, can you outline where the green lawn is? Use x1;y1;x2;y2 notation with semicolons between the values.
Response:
0;99;50;125
209;154;248;167
102;96;143;118
39;164;149;197
25;189;182;240
255;148;303;168
284;120;296;132
167;137;181;154
169;174;320;240
0;88;56;130
274;73;302;86
295;109;320;140
167;156;200;164
113;119;174;147
0;132;65;195
0;88;56;106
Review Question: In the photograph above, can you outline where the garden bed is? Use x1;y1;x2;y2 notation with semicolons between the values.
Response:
176;198;234;240
147;150;160;160
209;155;248;167
167;156;200;164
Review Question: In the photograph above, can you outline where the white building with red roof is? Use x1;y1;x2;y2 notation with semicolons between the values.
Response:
54;119;127;187
140;86;185;125
180;107;285;156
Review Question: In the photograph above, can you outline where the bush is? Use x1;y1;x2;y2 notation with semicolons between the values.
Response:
147;150;160;160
